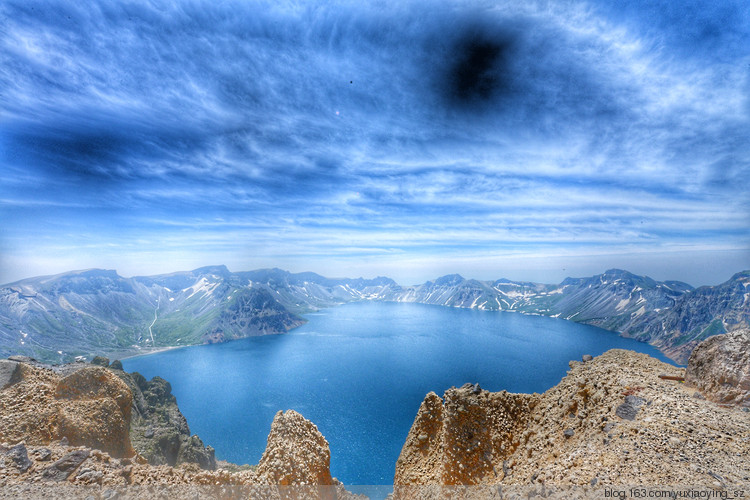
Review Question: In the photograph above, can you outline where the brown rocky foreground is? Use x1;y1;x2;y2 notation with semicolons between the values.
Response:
685;328;750;407
1;330;749;499
0;411;358;499
395;332;750;493
0;358;356;499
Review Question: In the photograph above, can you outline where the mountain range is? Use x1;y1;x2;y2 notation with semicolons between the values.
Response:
1;266;748;364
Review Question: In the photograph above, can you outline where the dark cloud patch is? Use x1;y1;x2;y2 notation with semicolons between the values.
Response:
5;121;214;190
8;129;139;185
403;11;633;134
444;29;516;107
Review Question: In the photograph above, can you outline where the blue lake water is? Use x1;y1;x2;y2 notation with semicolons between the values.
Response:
122;301;675;486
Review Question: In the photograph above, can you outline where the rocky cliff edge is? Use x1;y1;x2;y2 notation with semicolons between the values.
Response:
395;348;750;489
685;328;750;407
0;357;355;499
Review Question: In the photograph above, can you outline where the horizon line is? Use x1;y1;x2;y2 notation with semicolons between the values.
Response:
5;264;749;289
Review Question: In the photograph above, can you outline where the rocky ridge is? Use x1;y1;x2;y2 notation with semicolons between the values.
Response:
383;269;749;364
0;356;353;499
642;272;750;362
395;349;750;489
3;266;747;364
685;328;750;407
0;355;217;469
0;267;393;362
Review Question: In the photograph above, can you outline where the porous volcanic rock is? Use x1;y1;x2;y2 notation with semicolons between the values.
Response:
685;328;750;407
55;366;134;457
0;440;358;499
1;359;352;498
0;363;60;444
0;363;133;456
395;349;750;487
0;359;217;463
3;356;218;470
396;384;537;485
256;410;334;485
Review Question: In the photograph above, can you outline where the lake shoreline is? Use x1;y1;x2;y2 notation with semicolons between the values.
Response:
120;300;684;366
122;301;677;484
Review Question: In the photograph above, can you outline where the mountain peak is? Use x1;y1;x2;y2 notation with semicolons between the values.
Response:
433;274;465;286
57;269;122;280
192;265;231;277
602;269;635;278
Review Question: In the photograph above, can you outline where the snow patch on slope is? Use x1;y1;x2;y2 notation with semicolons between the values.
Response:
184;277;220;299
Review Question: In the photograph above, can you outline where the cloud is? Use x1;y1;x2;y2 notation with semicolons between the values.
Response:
0;0;748;284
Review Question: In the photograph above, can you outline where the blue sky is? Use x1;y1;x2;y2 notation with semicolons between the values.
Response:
1;0;748;286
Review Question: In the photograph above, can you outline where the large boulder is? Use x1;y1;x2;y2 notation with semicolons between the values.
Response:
0;363;135;457
685;328;750;407
90;356;110;368
1;359;217;470
256;410;334;485
0;363;68;445
54;366;134;457
55;366;131;412
0;360;21;389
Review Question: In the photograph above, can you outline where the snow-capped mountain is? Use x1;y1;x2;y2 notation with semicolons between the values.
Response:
0;266;398;362
384;269;690;320
630;270;750;362
0;267;747;364
383;269;748;363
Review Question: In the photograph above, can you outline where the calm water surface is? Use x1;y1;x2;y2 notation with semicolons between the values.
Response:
122;302;674;486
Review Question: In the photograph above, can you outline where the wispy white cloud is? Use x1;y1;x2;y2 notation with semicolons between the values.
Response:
0;0;748;285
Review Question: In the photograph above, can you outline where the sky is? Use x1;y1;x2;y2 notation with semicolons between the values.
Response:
1;0;749;287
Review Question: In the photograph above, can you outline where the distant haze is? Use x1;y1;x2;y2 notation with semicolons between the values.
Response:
1;1;748;287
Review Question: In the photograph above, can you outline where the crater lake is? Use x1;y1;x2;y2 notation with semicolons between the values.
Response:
121;301;675;486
